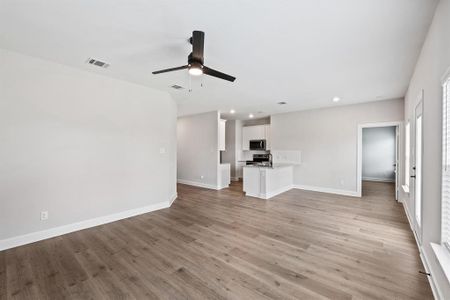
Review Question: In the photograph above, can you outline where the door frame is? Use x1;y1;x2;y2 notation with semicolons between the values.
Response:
357;121;403;198
411;91;424;244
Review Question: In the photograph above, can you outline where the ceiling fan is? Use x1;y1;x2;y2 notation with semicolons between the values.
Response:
152;31;236;82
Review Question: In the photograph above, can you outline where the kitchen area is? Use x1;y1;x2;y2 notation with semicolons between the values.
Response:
220;116;298;200
177;112;299;195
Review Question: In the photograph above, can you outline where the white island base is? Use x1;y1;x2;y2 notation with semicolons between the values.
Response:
243;165;293;199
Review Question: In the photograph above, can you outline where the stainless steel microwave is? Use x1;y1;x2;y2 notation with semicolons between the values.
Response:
249;140;266;150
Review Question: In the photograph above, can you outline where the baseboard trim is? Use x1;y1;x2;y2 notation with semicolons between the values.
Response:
244;191;262;199
246;184;358;199
168;193;178;206
293;184;359;197
245;185;293;200
177;179;219;190
402;202;443;300
0;196;176;252
362;177;395;183
265;185;294;199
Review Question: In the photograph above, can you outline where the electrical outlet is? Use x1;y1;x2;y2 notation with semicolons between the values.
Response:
41;211;49;221
339;179;345;186
200;175;204;179
159;147;166;154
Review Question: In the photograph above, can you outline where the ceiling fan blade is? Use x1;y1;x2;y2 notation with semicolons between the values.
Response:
191;31;205;62
203;66;236;82
152;65;188;74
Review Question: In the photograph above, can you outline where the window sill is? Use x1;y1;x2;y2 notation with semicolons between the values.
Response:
402;185;410;194
431;243;450;285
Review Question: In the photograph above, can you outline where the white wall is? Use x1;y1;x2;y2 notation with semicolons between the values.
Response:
403;0;450;297
0;49;177;243
177;111;219;189
222;120;237;179
362;127;396;182
235;120;244;179
271;99;404;194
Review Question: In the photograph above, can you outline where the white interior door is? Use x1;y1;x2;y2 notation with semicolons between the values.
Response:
411;99;423;243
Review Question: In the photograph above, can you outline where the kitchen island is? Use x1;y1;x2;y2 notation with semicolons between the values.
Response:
243;164;293;199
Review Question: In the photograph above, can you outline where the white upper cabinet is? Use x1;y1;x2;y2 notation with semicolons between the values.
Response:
242;124;270;151
219;119;226;151
254;125;266;139
242;126;251;151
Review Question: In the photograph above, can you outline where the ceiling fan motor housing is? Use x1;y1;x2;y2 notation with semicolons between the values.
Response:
188;53;204;66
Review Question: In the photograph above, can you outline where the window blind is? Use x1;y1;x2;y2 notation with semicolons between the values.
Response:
442;76;450;249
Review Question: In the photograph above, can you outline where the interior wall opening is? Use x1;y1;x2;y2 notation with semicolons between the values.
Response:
360;125;400;199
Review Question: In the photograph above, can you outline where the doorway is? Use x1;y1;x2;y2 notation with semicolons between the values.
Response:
357;122;402;199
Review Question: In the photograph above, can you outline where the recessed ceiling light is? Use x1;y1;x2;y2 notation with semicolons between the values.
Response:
230;109;236;114
278;101;287;105
332;97;341;102
249;114;254;118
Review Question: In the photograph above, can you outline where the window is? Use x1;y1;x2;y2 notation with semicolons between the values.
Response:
405;122;410;188
442;73;450;249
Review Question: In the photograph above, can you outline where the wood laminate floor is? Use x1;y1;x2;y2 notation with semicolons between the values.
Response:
0;181;432;299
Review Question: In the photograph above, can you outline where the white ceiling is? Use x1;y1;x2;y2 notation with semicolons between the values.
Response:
0;0;438;119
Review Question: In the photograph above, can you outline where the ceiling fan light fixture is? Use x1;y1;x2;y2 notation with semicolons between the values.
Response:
188;62;203;76
188;67;203;76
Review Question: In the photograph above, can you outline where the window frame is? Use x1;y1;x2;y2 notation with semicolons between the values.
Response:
431;68;450;290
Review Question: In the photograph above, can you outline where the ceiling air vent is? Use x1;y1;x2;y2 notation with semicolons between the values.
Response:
86;58;110;68
171;84;184;90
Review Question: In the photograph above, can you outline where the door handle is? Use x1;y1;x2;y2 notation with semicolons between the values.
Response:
410;175;416;178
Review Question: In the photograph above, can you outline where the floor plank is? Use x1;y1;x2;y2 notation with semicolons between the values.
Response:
0;181;433;299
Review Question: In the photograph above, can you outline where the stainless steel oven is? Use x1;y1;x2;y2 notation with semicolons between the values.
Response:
246;154;270;165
